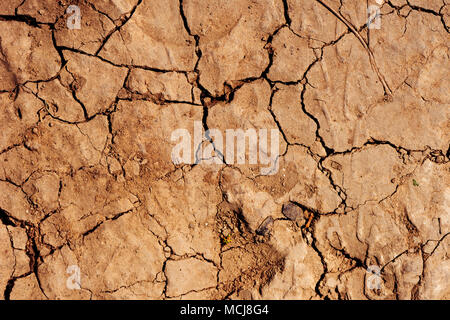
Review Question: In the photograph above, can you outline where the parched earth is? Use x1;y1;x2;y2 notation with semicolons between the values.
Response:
0;0;449;300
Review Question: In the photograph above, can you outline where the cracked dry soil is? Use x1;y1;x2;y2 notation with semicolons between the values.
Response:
0;0;449;300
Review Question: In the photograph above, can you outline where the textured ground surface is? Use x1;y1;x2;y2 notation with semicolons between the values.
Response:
0;0;449;300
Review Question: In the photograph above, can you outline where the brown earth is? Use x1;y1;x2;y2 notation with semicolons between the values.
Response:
0;0;449;300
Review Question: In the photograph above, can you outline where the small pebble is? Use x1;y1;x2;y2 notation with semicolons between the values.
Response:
282;202;302;221
256;216;274;236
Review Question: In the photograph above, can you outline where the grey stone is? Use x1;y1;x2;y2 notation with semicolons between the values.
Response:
256;216;274;236
282;202;303;221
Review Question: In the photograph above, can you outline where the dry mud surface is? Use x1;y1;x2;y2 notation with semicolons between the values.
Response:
0;0;449;300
